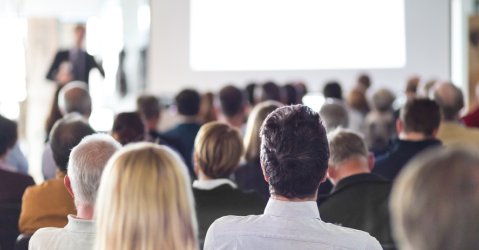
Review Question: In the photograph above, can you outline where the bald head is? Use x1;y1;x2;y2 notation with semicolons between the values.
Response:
433;82;464;121
58;81;92;118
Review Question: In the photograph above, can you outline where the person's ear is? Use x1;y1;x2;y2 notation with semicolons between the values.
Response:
326;165;336;184
368;153;375;171
64;175;74;198
261;162;270;183
431;128;439;138
396;119;403;135
193;153;200;177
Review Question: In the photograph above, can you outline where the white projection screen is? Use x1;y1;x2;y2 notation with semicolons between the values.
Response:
149;0;450;95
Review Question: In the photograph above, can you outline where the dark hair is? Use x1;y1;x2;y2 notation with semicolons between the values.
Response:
358;73;372;89
260;105;329;198
50;115;95;171
137;95;161;120
245;83;257;106
400;98;440;136
0;115;18;157
219;85;245;117
112;112;146;145
283;84;299;105
260;82;282;103
323;81;343;100
175;89;201;116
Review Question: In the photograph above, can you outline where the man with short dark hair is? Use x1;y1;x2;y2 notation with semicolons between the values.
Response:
19;115;95;234
164;89;202;177
219;85;247;130
319;129;394;248
373;98;442;181
204;105;381;250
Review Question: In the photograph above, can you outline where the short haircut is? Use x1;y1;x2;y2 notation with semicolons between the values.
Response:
391;147;479;250
357;73;372;89
323;81;343;100
219;85;245;117
194;122;244;178
283;84;299;105
137;95;161;120
175;89;201;116
319;99;349;132
433;82;464;121
260;105;329;198
0;115;17;157
50;114;95;171
245;83;257;106
372;88;396;112
328;129;368;166
260;81;282;102
364;112;396;151
68;134;121;207
58;81;92;116
112;112;146;145
400;98;440;136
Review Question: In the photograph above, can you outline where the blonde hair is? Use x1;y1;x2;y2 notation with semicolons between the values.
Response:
194;122;243;178
94;143;198;250
243;101;282;162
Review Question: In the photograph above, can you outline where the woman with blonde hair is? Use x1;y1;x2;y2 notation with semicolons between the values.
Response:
95;143;198;250
235;101;282;201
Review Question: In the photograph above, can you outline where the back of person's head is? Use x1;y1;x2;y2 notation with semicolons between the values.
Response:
364;111;396;152
194;122;243;178
199;92;218;123
260;81;283;103
58;81;92;117
323;81;343;100
175;89;201;116
391;147;479;250
111;112;146;145
0;115;17;157
433;82;464;121
245;83;257;106
219;85;245;118
319;99;349;132
372;88;396;113
357;73;372;91
406;76;420;96
260;105;329;199
400;98;440;137
244;101;282;163
68;134;121;207
95;143;197;250
136;95;161;122
50;114;95;172
328;129;368;167
283;84;299;105
347;89;370;114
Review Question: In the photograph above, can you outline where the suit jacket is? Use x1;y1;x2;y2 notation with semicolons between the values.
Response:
318;174;394;249
193;183;265;246
19;172;76;234
46;49;104;84
0;168;34;203
373;139;442;181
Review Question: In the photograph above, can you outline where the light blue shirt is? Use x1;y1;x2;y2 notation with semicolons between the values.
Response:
5;143;29;174
204;198;382;250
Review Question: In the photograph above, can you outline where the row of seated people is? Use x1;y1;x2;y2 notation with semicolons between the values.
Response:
2;77;479;249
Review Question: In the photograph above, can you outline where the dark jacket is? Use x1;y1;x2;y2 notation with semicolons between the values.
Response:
373;138;442;181
46;49;104;84
164;122;202;177
0;169;35;203
193;183;265;246
234;161;270;202
318;174;394;249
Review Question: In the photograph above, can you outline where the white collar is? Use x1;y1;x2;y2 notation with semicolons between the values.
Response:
65;215;94;233
192;178;237;190
264;198;320;219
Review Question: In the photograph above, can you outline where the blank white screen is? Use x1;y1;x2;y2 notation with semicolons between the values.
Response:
190;0;406;71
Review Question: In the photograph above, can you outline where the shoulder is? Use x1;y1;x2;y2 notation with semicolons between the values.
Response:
24;179;63;197
320;222;382;249
30;227;64;249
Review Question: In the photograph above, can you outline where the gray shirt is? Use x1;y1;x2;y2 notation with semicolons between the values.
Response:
204;198;382;250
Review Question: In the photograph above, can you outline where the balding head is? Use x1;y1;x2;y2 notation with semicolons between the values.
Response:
58;81;92;118
68;134;121;207
433;82;464;121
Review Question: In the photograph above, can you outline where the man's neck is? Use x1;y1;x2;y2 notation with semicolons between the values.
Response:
180;115;199;124
399;132;429;141
330;160;370;185
223;115;244;130
271;194;317;202
76;204;94;220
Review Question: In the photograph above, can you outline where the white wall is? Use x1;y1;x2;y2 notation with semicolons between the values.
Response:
148;0;451;95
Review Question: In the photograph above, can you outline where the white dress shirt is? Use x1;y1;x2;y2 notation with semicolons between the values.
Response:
29;215;95;250
204;198;382;250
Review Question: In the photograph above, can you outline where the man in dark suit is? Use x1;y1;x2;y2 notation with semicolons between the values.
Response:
373;98;442;181
46;24;104;85
319;129;394;249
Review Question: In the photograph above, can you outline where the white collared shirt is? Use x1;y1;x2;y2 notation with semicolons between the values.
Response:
192;178;238;190
29;215;95;250
204;199;382;250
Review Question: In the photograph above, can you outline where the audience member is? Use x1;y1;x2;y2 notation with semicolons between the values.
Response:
434;82;479;145
371;88;396;113
282;84;300;105
356;73;372;93
319;129;394;248
218;85;247;130
294;81;308;104
323;81;343;100
244;82;257;107
5;143;29;174
111;112;146;145
235;101;282;201
204;105;381;250
346;89;368;132
319;99;349;132
199;92;218;124
164;89;202;177
94;143;198;250
259;81;283;103
374;98;442;180
405;76;420;100
45;86;64;141
29;134;121;250
193;122;264;245
20;115;95;234
461;85;479;128
391;147;479;250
